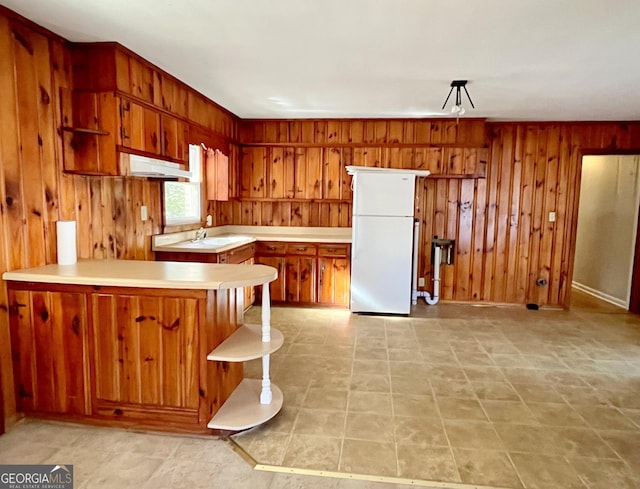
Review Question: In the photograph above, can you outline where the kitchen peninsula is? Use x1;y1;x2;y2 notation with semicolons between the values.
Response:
3;259;281;434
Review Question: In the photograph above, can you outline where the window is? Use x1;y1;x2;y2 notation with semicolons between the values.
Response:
164;144;202;225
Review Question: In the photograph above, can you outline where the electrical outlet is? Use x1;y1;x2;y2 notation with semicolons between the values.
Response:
141;205;148;221
549;211;556;222
418;277;425;287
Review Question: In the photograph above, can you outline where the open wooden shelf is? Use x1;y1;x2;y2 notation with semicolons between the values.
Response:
62;126;110;135
207;378;283;431
207;323;283;362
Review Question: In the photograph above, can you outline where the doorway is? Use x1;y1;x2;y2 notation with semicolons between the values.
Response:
573;155;640;311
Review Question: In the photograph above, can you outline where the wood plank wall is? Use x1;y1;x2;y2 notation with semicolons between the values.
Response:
217;120;640;310
0;9;237;426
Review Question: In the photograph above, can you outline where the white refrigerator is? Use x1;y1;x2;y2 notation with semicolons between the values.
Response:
349;168;424;315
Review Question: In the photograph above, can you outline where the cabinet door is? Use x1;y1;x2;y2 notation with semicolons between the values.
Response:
255;256;286;302
161;114;188;163
120;99;160;155
91;293;199;410
242;257;256;310
285;256;316;303
9;289;89;415
318;257;351;306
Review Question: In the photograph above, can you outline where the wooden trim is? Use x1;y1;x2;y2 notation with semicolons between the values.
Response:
239;141;488;149
0;5;68;43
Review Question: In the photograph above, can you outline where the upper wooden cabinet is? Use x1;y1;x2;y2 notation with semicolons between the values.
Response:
62;43;191;175
61;91;189;175
71;42;188;115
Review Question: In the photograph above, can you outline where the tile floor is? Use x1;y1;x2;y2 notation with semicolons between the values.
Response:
233;292;640;489
0;291;639;489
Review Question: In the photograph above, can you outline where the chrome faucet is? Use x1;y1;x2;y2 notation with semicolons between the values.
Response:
193;227;207;241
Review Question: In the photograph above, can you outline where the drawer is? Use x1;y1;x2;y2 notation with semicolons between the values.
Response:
317;244;350;257
286;243;317;256
256;242;287;255
221;243;256;264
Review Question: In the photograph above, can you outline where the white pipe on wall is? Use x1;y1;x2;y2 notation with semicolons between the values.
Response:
411;220;442;306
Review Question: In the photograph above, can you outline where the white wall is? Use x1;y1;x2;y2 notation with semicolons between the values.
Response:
573;155;640;308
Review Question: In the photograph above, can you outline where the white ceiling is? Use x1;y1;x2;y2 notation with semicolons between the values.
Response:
3;0;640;121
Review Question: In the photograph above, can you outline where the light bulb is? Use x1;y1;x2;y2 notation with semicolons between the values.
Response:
458;106;466;116
451;105;461;114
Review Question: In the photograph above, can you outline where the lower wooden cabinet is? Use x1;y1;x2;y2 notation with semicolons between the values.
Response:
9;289;90;415
7;282;243;433
91;293;200;417
256;242;350;306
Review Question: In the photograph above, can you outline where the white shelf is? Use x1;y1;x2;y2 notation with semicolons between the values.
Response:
207;323;284;362
207;378;283;431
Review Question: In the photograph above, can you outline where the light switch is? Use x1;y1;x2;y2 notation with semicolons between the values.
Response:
141;205;148;221
549;211;556;222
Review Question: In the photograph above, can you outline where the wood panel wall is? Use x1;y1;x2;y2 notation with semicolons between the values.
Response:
0;8;238;427
217;120;640;310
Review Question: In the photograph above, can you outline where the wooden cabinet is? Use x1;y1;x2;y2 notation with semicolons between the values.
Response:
317;244;351;306
255;241;350;306
8;286;90;416
7;280;246;433
90;292;201;421
63;43;191;175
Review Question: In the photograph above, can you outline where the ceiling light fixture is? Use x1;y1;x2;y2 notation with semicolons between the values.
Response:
441;80;475;118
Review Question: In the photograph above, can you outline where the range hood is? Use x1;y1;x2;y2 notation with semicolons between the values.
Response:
123;153;192;179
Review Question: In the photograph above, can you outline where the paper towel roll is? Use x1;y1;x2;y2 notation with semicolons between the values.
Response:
57;220;77;265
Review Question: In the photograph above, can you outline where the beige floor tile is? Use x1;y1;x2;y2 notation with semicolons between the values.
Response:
389;376;432;396
473;381;521;401
420;348;458;364
569;457;640;489
354;346;388;361
394;416;448;447
294;409;346;438
429;380;476;399
0;440;60;464
556;385;612;406
453;448;523;487
352;359;389;376
526;402;589;427
303;388;349;411
310;372;353;390
345;412;394;443
356;336;388;349
340;439;397;477
443;419;505;450
282;434;341;471
348;391;392;415
462;365;507;382
436;397;488;421
427;365;468;382
350;373;391;393
480;400;539;424
598;430;640;476
83;452;164;489
509;452;588;489
389;362;429;378
237;432;290;465
387;348;423;362
511;382;565;403
620;408;640;429
494;423;562;454
551;427;618;458
396;444;460;482
268;473;342;489
574;405;639;431
392;393;438;418
142;458;222;489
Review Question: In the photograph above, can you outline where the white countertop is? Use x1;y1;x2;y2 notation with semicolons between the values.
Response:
2;259;277;290
153;225;352;254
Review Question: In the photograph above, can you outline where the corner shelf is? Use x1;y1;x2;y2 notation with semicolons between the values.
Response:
207;282;283;432
207;379;283;430
207;323;284;362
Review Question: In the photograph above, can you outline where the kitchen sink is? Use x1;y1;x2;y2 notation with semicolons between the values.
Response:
175;235;254;250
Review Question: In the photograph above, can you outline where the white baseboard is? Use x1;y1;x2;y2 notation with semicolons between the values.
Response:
572;281;628;309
